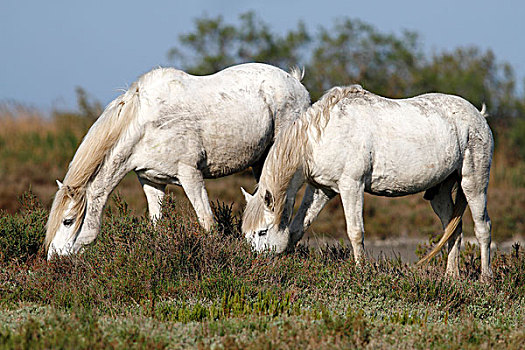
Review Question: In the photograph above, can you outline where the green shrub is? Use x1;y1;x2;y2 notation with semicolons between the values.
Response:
508;117;525;161
1;192;524;348
0;190;46;263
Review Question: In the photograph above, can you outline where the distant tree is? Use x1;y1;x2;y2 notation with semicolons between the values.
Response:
508;116;525;161
306;19;422;99
168;12;310;76
168;15;237;74
412;47;517;114
236;12;311;69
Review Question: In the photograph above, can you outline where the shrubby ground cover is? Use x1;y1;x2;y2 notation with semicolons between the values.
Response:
0;192;524;349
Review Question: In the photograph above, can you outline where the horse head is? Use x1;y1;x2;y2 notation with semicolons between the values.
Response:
241;187;290;253
45;180;88;260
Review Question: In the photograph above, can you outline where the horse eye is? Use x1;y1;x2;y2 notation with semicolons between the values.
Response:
258;229;268;237
63;218;74;227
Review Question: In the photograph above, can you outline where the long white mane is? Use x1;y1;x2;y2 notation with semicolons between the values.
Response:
44;84;140;251
242;84;363;232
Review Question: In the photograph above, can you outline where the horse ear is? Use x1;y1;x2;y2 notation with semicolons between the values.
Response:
56;180;64;190
241;187;253;202
63;185;76;199
264;190;275;211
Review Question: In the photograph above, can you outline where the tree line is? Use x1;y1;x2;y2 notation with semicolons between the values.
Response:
167;12;525;159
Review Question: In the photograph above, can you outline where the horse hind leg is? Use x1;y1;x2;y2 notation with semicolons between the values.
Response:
138;177;166;222
427;175;463;277
461;162;492;281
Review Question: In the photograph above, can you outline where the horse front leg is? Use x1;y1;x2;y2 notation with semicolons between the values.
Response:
289;185;336;248
138;176;166;222
339;179;366;264
178;164;215;230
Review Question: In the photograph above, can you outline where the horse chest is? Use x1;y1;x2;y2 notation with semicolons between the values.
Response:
307;146;348;189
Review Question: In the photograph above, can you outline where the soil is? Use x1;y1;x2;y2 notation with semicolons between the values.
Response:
302;232;524;263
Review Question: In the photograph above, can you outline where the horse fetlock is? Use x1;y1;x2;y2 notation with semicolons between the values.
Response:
350;241;365;264
445;262;460;279
480;268;494;283
347;229;364;244
200;217;216;231
475;235;491;248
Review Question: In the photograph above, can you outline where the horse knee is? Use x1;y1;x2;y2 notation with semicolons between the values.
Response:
347;228;363;245
474;216;491;240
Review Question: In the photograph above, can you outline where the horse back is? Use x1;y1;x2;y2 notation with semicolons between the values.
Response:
310;92;491;196
132;64;310;178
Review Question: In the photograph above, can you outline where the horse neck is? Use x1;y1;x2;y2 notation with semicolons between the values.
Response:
260;119;307;225
76;147;134;245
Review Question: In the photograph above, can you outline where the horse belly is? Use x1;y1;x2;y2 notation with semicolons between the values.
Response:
368;132;461;196
201;135;270;178
200;108;273;178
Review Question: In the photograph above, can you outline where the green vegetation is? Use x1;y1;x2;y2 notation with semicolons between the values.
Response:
0;192;524;348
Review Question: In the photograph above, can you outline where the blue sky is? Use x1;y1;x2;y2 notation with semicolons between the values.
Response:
1;0;524;112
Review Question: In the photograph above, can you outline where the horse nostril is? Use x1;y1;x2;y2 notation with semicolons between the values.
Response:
258;229;268;237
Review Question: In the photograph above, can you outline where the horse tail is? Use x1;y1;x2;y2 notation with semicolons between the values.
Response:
480;103;489;118
416;185;468;266
289;66;305;81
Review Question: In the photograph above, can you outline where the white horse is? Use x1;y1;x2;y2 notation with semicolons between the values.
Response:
45;63;310;260
242;85;494;280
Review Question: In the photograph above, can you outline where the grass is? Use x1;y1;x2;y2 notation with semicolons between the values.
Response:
0;191;524;348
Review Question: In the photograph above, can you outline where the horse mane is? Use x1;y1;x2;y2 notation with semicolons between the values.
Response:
242;115;310;233
242;186;266;233
44;82;141;251
307;84;366;140
242;84;366;232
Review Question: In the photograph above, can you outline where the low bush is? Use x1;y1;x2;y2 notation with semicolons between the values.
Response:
1;192;524;348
